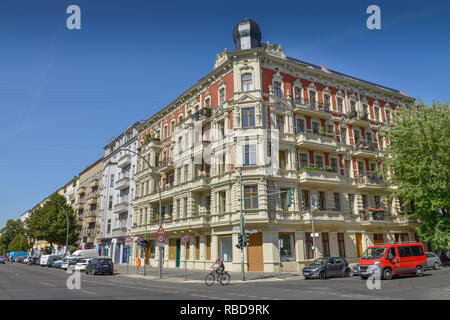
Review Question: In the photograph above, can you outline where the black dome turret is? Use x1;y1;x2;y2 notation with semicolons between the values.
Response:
232;18;262;51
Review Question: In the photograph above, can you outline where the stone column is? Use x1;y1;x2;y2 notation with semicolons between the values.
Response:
329;232;339;257
262;231;278;272
199;235;206;270
211;234;218;262
295;231;305;270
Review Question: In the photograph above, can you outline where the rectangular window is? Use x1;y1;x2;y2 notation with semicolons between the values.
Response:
398;246;413;257
326;124;334;136
330;157;338;173
375;196;381;209
274;82;282;98
108;196;113;210
276;114;284;132
244;185;258;209
110;174;115;187
319;191;326;211
183;198;188;217
312;122;320;134
309;91;316;108
375;107;380;121
386;110;391;123
354;129;360;143
241;74;253;91
219;191;226;213
358;161;365;176
280;189;288;210
302;190;310;210
338;233;346;257
299;153;308;169
322;233;330;257
348;193;354;214
279;233;294;261
410;245;424;256
296;118;305;133
184;165;189;182
334;193;341;211
315;155;324;170
337;97;343;113
219;88;225;105
107;219;111;233
177;168;181;184
242;108;255;128
362;195;368;209
295;87;302;104
324;95;331;111
279;151;286;170
219;236;232;262
244;145;257;166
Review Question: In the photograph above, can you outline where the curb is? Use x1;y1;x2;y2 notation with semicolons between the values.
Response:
117;273;305;283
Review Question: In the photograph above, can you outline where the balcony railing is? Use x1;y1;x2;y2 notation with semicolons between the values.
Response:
361;210;385;221
294;97;333;114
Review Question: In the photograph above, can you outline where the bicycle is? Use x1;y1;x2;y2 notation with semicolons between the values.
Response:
205;267;230;286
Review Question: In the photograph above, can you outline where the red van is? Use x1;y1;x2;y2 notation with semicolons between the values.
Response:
358;242;428;280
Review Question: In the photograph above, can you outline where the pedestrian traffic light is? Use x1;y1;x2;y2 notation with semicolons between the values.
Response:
287;189;293;208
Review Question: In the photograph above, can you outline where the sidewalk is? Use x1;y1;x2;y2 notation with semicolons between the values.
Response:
114;264;304;283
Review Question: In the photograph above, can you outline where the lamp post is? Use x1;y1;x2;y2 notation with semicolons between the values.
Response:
45;198;69;255
119;148;163;279
239;169;245;281
310;194;318;260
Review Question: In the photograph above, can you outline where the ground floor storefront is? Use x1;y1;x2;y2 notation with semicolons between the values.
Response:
129;225;417;272
97;238;132;264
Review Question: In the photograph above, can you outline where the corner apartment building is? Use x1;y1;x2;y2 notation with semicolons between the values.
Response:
130;19;417;272
57;177;79;209
74;158;103;249
97;121;144;264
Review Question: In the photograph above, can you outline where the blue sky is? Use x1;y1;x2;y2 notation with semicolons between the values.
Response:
1;0;449;227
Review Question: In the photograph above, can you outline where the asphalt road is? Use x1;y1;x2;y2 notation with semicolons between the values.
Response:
1;261;449;300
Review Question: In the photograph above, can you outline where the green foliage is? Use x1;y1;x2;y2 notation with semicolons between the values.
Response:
8;234;30;252
0;219;26;252
380;101;450;250
25;193;79;246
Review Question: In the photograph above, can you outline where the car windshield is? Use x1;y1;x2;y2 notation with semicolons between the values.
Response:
311;258;328;266
361;247;387;260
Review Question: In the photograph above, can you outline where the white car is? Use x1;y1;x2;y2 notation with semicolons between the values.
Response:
74;259;92;271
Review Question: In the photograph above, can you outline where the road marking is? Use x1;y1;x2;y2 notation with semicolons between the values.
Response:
39;282;56;287
80;290;97;295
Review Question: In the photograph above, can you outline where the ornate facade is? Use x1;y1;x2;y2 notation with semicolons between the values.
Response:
130;19;417;272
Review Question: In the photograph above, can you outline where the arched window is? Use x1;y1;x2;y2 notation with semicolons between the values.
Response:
241;73;253;91
274;81;282;98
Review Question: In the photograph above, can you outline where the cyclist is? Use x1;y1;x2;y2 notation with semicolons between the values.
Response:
211;256;224;276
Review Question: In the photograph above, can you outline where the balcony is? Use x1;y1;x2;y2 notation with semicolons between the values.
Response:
113;201;129;214
117;154;132;168
86;191;99;205
356;175;385;191
84;212;97;223
296;131;337;152
294;97;332;118
360;210;386;222
111;227;128;238
346;111;372;126
352;143;380;158
298;168;353;188
78;186;86;194
115;176;130;190
88;178;99;188
157;160;174;173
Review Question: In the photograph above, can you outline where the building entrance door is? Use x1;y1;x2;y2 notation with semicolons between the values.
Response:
355;233;363;257
247;232;264;272
176;239;181;268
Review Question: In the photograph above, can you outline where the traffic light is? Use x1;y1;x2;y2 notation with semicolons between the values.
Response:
243;233;248;247
287;189;293;208
236;233;243;249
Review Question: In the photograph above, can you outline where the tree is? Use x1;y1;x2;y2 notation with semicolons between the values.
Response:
380;101;450;250
26;193;79;248
8;234;30;252
0;219;26;252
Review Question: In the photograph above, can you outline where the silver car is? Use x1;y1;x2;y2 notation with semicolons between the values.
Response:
426;252;441;270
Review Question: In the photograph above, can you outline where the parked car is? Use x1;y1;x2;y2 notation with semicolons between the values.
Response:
15;256;26;263
302;257;351;279
0;256;5;264
27;257;40;265
75;259;92;271
426;252;442;270
85;257;114;275
70;249;99;260
359;242;428;280
52;257;66;268
61;257;81;270
41;255;63;267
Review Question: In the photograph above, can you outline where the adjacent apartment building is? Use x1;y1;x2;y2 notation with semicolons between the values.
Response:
74;158;103;249
129;19;417;272
97;121;144;264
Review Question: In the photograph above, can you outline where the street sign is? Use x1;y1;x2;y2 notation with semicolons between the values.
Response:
311;233;319;237
246;229;258;234
183;236;189;242
156;225;165;236
278;239;283;248
125;234;133;242
157;235;165;243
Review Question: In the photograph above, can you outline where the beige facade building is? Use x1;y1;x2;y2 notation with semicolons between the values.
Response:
74;158;103;249
130;19;418;272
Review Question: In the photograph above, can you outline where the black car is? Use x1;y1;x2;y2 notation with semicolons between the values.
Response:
302;257;351;279
85;257;114;275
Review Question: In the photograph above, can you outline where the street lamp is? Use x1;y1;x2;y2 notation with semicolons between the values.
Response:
310;194;318;260
45;198;69;255
119;148;163;279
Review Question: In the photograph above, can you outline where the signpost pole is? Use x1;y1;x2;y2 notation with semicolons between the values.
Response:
278;239;282;278
185;242;187;281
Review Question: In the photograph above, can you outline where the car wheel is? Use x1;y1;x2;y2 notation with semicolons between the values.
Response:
360;276;368;280
383;268;393;280
416;266;424;277
434;262;440;270
319;271;327;280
